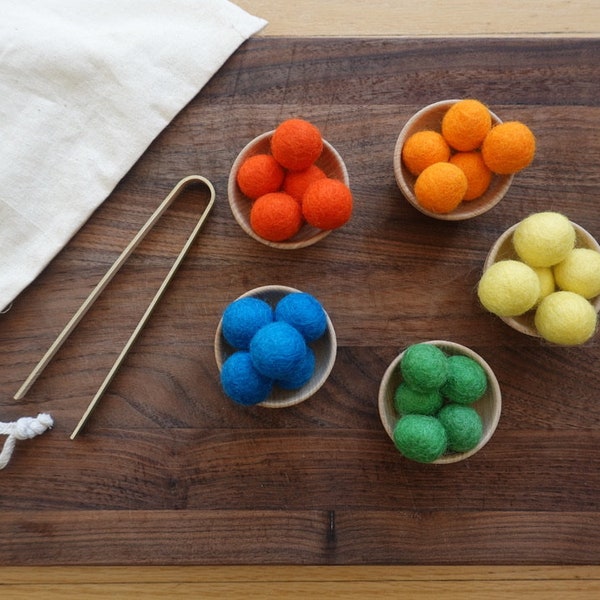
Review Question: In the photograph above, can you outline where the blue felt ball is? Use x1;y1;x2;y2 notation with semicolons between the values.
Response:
274;292;327;342
222;296;273;350
250;321;307;380
277;347;316;390
220;351;273;405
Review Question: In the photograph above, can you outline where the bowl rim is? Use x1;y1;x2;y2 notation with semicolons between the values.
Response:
227;130;349;249
377;340;502;464
483;220;600;337
214;284;337;408
393;99;514;221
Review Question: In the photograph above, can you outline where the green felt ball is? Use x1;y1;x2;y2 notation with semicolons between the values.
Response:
393;414;448;463
441;354;488;404
400;343;448;392
437;404;483;453
394;382;443;416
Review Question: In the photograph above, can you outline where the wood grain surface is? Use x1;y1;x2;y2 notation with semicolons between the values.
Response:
1;37;600;568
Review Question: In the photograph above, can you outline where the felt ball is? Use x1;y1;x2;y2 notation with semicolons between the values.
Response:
478;260;541;317
250;192;303;242
513;212;575;268
220;351;273;406
276;347;316;390
271;118;323;171
274;292;327;342
441;99;492;151
401;130;451;176
437;404;483;453
400;343;448;392
302;178;353;230
554;248;600;299
393;414;448;463
282;164;327;202
250;321;308;380
534;290;597;345
533;266;556;305
414;162;468;214
393;382;443;416
449;151;492;201
481;121;536;174
222;296;274;350
236;154;285;200
441;355;488;405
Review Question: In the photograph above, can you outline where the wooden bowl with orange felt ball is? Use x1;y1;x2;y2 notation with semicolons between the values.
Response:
228;118;352;249
394;99;535;220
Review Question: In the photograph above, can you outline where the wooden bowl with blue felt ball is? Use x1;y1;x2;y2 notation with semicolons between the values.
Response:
215;285;337;408
378;340;501;464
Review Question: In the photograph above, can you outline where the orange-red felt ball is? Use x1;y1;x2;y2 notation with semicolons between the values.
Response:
283;164;327;202
302;178;353;230
271;118;323;171
250;192;303;242
236;153;285;200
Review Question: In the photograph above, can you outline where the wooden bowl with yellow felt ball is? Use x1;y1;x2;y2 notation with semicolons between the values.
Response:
228;130;350;249
378;341;502;464
393;99;514;221
482;215;600;342
215;285;337;408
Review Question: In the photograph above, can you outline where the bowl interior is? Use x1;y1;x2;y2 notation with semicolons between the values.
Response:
378;340;502;464
393;99;513;221
215;285;337;408
483;222;600;337
228;131;349;249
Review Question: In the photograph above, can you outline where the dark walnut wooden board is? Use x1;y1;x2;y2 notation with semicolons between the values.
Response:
1;38;600;566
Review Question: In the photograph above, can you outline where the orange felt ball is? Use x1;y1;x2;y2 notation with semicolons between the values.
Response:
481;121;536;174
302;178;353;230
441;99;492;151
449;151;493;201
271;118;323;171
250;192;303;242
401;130;451;176
414;162;468;214
282;164;327;202
236;153;285;200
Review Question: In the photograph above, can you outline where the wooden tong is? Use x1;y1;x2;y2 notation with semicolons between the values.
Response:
14;175;215;438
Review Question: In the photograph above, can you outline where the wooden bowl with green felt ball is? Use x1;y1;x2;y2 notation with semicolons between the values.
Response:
378;340;501;464
481;213;600;343
393;99;513;221
228;128;350;250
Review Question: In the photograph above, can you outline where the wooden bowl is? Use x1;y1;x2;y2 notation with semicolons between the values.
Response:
214;285;337;408
483;221;600;337
228;131;349;249
393;99;513;221
378;340;502;464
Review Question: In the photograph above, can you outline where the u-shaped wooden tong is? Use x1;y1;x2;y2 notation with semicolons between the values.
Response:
14;175;215;438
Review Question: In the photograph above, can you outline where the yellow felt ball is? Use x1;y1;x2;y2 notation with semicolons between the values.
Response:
535;291;597;345
533;266;556;305
481;121;536;174
478;260;541;317
513;212;575;267
414;162;468;214
554;248;600;299
441;99;492;151
401;130;451;176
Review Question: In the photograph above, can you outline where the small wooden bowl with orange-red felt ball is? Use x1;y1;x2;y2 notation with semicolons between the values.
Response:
378;340;501;464
394;99;515;221
214;285;337;408
481;214;600;343
228;125;351;249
